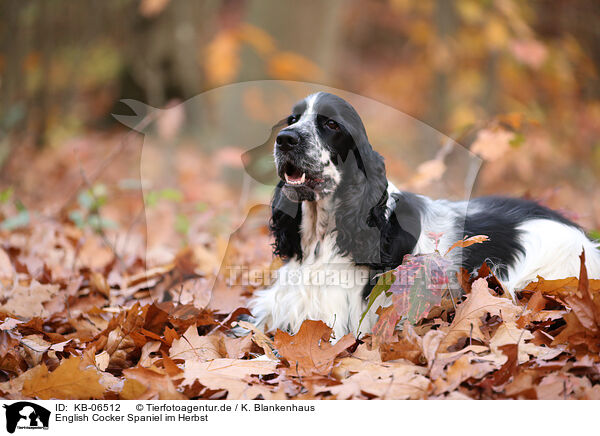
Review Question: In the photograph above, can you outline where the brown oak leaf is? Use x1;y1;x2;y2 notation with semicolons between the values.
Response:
274;320;355;377
439;278;520;351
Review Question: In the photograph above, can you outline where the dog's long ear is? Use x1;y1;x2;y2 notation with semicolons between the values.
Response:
334;145;389;267
270;181;303;261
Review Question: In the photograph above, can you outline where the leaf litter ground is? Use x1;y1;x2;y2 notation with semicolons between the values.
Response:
1;133;600;400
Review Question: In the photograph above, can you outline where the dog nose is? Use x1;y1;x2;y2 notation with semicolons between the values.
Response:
276;130;299;151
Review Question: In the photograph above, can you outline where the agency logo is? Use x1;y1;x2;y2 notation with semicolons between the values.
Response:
2;402;50;434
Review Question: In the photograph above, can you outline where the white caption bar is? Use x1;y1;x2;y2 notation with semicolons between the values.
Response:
0;400;594;435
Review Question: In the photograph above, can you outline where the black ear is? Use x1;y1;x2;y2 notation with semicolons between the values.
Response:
377;192;422;268
335;148;420;269
270;180;303;261
334;147;390;266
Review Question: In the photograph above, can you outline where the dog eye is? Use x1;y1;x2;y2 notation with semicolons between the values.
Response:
325;119;340;131
287;115;299;125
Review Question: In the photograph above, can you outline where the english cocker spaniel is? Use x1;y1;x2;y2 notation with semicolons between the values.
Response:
247;92;600;339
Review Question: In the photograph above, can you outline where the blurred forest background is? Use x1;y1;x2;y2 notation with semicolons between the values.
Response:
1;0;600;250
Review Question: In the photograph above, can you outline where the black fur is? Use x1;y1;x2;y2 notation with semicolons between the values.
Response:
460;196;578;277
270;181;302;261
332;147;389;266
379;192;423;268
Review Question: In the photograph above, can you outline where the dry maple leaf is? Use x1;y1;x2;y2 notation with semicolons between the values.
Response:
274;320;355;377
22;356;106;400
438;278;520;351
169;325;222;362
122;366;186;400
180;358;277;400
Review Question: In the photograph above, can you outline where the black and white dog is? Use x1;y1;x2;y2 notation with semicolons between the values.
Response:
248;92;600;339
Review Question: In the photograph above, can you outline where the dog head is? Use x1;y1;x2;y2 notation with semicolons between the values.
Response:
270;92;394;265
274;92;373;202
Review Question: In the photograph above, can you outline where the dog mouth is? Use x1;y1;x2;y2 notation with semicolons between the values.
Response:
281;162;324;188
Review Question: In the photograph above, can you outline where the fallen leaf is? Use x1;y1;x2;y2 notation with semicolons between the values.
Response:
429;344;493;380
122;366;185;400
487;344;518;387
379;324;423;363
433;352;497;394
439;278;520;351
20;335;51;366
563;251;600;333
95;351;110;371
370;253;450;345
328;357;430;399
445;235;489;256
516;289;547;328
0;280;59;318
0;364;47;397
22;356;106;399
489;322;564;363
274;320;355;377
180;358;277;399
0;318;23;330
139;341;161;367
169;325;222;362
232;320;277;360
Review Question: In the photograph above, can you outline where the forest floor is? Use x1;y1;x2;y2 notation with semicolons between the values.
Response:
1;130;600;400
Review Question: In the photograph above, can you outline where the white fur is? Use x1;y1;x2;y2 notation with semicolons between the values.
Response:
249;197;376;339
410;198;600;297
504;219;600;295
386;184;464;256
413;197;464;255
